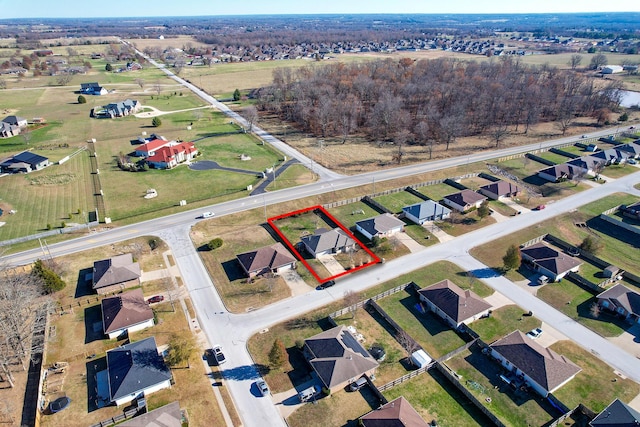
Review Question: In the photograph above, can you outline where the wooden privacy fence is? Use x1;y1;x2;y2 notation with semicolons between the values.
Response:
377;364;432;392
328;282;416;319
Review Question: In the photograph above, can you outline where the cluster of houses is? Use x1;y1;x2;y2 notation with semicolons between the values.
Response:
87;253;173;407
134;134;198;169
538;140;640;183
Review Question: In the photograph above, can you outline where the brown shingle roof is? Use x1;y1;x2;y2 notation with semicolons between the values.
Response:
491;330;581;392
301;227;355;254
520;242;582;276
236;242;295;276
360;397;430;427
92;253;141;290
597;284;640;317
305;326;379;389
418;279;492;324
443;189;486;207
102;288;154;335
479;180;520;197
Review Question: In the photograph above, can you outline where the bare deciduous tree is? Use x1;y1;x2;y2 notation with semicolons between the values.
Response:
0;260;52;388
153;82;162;97
135;78;145;90
569;54;583;70
56;74;72;86
396;330;420;361
343;290;361;319
243;105;259;133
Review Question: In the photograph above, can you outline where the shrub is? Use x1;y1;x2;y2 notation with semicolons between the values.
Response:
619;112;629;122
321;387;331;396
152;117;162;127
207;238;223;251
268;339;287;369
233;88;241;101
105;63;112;71
77;95;86;104
502;244;521;271
32;259;66;293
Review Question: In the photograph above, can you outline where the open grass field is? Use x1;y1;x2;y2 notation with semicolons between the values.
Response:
418;183;459;201
0;153;93;240
536;151;572;164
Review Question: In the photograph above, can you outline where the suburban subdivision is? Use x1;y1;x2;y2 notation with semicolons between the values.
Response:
1;11;640;427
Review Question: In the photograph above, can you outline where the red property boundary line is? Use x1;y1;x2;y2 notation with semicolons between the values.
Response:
267;205;380;284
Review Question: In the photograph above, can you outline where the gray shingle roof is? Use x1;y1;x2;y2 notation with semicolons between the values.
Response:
305;326;378;389
107;337;171;402
355;213;404;237
301;228;355;254
479;180;520;197
443;189;486;207
597;284;640;317
490;330;581;393
520;242;582;276
402;200;451;221
590;398;640;426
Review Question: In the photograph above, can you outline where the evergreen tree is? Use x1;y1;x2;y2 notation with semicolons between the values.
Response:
268;339;287;369
233;88;241;101
152;117;162;127
502;244;521;271
77;95;86;104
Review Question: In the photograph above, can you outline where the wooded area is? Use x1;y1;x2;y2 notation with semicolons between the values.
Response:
257;57;623;153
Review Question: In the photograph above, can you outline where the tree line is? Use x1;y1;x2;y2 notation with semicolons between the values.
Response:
256;57;623;153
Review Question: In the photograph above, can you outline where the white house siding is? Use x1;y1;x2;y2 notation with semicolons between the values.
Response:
355;224;375;240
538;171;561;183
107;318;155;339
441;198;467;212
275;263;294;274
478;189;500;200
113;379;171;406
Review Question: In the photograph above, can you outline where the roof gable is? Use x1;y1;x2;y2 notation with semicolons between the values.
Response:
520;242;582;275
236;242;296;275
402;200;451;220
360;396;430;427
491;330;581;391
93;253;141;289
591;398;640;426
12;151;48;166
107;337;171;401
418;279;491;323
102;288;154;334
597;284;640;316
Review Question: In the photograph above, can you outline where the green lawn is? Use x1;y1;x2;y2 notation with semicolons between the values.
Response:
328;201;381;229
601;163;638;178
373;191;424;214
536;280;627;337
418;183;459;202
446;347;558;427
382;369;487;427
536;151;572;164
469;305;539;343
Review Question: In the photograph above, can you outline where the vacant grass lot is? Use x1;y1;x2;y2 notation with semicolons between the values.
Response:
417;183;459;201
436;211;497;237
536;151;572;164
459;175;494;191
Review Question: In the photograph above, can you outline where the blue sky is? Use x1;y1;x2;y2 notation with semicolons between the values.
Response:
0;0;638;19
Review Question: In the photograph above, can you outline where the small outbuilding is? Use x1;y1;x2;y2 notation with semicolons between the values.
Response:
410;349;432;368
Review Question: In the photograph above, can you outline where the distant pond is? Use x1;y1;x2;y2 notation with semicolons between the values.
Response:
620;90;640;108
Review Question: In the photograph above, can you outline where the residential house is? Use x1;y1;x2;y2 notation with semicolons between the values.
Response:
566;156;604;176
236;242;296;278
146;142;198;169
2;115;28;128
134;139;173;158
538;164;585;183
300;227;356;258
0;121;20;138
0;151;50;173
591;148;630;165
360;396;430;427
442;189;487;213
478;180;521;200
597;284;640;324
355;213;405;240
418;279;492;329
520;242;582;281
92;253;141;294
102;99;141;118
105;337;172;406
80;82;108;95
101;289;154;339
590;398;640;426
617;142;640;159
621;202;640;220
489;330;581;397
402;200;451;224
303;326;379;393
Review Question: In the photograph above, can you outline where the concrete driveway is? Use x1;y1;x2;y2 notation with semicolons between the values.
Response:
393;232;426;253
422;222;454;242
281;269;315;297
607;323;640;359
317;254;347;276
